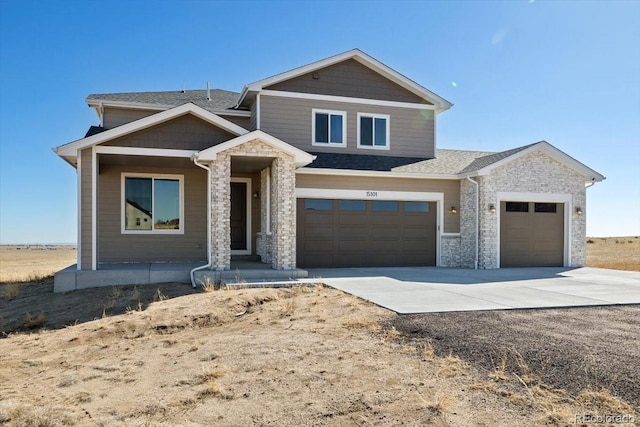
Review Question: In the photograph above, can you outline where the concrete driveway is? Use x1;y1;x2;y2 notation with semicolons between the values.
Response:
306;267;640;314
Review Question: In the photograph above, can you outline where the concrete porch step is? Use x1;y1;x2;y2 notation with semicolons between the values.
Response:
193;268;308;286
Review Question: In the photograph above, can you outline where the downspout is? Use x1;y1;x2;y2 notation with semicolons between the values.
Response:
467;177;479;269
190;154;211;288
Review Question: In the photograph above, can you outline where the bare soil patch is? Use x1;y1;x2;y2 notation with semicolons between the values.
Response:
586;236;640;271
1;282;637;426
390;306;640;408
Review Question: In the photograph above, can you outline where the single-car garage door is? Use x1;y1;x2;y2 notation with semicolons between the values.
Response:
297;199;437;268
500;201;564;267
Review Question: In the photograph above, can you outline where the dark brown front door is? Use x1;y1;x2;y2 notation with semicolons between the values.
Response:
500;201;564;267
230;182;247;251
296;199;437;268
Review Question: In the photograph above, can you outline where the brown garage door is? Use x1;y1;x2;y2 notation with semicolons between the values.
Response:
297;199;437;268
500;201;564;267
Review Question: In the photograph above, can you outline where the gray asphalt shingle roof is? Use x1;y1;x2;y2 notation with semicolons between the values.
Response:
87;89;242;113
391;143;541;175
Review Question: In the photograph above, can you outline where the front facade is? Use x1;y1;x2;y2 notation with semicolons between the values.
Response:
54;49;604;283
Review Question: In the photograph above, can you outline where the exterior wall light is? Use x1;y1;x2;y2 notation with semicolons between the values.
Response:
575;207;583;215
488;203;496;213
450;206;457;214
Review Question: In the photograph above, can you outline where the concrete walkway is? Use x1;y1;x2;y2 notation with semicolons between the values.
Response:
306;267;640;314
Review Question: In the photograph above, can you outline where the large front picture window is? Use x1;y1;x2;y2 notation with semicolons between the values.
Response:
122;174;183;233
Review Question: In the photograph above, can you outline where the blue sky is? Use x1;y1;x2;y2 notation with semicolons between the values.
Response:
0;0;638;243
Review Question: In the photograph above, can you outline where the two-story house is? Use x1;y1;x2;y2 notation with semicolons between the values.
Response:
53;49;604;291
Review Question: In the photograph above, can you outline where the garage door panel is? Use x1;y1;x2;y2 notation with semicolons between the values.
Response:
303;226;333;239
338;214;368;225
337;225;368;239
372;215;399;225
373;227;401;239
303;214;333;226
501;201;564;267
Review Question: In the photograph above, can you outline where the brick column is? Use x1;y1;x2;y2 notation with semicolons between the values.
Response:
256;167;272;264
270;156;296;270
210;154;231;270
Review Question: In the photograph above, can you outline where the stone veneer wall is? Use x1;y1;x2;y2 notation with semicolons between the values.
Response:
210;154;231;270
460;151;587;269
460;178;478;268
270;156;296;270
256;167;272;264
440;235;462;267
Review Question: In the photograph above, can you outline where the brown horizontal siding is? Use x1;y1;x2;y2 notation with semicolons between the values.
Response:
249;99;258;131
97;161;207;263
261;95;434;158
296;174;460;233
102;114;236;150
264;59;427;104
221;114;250;130
80;148;93;269
103;107;158;128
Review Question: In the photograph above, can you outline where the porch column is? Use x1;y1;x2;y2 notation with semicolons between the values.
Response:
256;167;272;264
210;154;231;270
270;156;296;270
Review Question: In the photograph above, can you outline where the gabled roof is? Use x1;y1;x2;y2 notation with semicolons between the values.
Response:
236;48;453;112
54;103;249;160
86;89;246;115
460;141;605;181
196;130;315;168
390;141;605;182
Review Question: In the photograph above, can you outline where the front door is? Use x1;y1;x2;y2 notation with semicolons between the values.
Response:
230;182;247;251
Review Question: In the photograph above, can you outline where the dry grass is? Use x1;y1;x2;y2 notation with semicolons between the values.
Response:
0;245;76;283
586;236;640;271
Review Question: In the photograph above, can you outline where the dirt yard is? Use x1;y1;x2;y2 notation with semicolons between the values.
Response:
0;280;637;426
0;242;638;425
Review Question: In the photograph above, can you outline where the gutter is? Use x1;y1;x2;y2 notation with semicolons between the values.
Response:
467;177;479;269
190;154;211;288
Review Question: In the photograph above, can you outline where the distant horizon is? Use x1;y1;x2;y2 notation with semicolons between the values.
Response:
2;236;639;246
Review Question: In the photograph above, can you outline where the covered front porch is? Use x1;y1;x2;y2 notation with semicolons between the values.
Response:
196;130;315;272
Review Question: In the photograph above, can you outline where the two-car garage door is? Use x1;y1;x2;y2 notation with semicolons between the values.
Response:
297;199;437;268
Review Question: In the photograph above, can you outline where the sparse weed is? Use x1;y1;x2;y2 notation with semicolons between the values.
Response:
437;353;464;378
2;283;20;300
280;299;295;317
154;288;168;301
422;393;455;414
20;312;46;330
201;276;216;293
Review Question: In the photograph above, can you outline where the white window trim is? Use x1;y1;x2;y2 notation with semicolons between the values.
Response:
121;172;185;235
357;113;390;150
312;109;347;147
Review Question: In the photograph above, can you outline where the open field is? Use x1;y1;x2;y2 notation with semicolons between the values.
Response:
0;245;76;283
586;237;640;271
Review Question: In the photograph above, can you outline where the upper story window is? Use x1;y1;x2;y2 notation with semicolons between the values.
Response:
312;109;346;147
358;113;390;150
122;173;184;234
